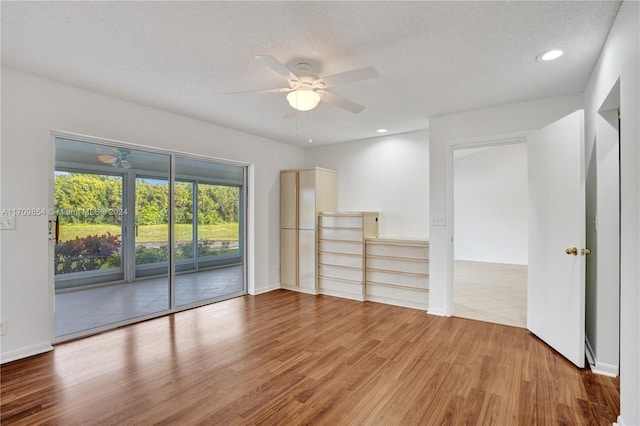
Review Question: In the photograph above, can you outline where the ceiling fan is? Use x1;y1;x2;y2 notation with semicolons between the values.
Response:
229;55;379;114
97;148;132;169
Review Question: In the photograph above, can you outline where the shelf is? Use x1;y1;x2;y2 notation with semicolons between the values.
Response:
366;254;429;263
318;275;362;285
318;238;362;244
366;241;429;260
362;237;430;309
365;280;429;292
320;211;379;216
319;250;362;258
318;226;363;231
316;212;379;302
366;237;429;246
365;267;427;278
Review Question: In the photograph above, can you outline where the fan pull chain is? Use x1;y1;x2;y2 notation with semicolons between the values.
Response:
308;110;311;142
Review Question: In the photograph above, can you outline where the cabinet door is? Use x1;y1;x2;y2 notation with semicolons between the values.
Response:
280;171;298;229
298;170;316;230
298;229;316;290
280;229;298;286
315;169;337;214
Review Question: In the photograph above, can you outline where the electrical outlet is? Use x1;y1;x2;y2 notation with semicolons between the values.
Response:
431;215;446;226
0;215;16;230
0;319;6;336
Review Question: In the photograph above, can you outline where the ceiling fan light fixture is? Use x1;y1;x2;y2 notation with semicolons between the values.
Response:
287;89;321;112
98;154;117;164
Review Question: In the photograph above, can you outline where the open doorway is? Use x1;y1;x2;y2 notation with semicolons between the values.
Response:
452;143;528;327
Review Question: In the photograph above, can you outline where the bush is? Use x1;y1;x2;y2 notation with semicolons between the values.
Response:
178;240;235;258
135;245;169;264
55;234;237;274
55;232;121;274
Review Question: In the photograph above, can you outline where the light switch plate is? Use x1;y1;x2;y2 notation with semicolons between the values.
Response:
0;215;16;230
431;216;446;226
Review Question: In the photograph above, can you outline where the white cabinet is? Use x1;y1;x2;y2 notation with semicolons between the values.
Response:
365;238;429;310
280;168;337;293
317;212;379;300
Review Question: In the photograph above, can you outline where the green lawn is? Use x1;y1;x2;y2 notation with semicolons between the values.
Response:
59;223;239;243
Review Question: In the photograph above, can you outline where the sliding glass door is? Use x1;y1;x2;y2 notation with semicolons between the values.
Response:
53;137;246;340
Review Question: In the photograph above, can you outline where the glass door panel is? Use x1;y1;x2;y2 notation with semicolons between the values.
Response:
134;176;169;278
174;157;245;307
197;183;241;267
54;170;124;289
54;137;171;339
129;150;172;318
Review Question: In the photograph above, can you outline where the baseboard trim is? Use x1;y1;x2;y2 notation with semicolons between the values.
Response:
585;338;596;366
585;337;619;377
318;289;364;302
1;341;53;364
427;307;447;317
250;284;280;295
366;295;427;311
280;285;318;296
592;360;619;377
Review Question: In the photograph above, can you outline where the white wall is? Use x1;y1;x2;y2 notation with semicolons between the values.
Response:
453;144;528;265
304;131;429;239
583;2;639;424
0;67;304;363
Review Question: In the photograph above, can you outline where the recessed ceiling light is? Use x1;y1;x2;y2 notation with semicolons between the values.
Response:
537;49;564;62
376;128;388;133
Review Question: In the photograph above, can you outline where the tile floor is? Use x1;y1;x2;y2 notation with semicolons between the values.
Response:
453;260;527;328
55;265;244;338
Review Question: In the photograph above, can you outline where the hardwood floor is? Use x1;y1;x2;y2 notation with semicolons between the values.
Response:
1;290;619;425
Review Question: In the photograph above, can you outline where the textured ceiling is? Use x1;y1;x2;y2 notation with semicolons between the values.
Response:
1;1;621;147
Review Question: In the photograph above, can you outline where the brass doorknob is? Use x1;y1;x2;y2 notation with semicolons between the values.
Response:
582;248;591;256
565;247;578;256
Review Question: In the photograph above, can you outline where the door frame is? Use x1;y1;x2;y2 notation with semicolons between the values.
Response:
584;79;621;376
443;130;531;315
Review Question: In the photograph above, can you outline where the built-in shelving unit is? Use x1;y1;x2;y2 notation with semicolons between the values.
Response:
365;238;429;310
317;212;379;300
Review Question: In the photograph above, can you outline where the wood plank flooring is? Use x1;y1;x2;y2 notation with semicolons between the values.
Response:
1;290;619;425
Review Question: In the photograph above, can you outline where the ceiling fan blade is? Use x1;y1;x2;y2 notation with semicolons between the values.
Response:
318;90;365;114
318;66;379;88
225;87;292;95
256;55;300;82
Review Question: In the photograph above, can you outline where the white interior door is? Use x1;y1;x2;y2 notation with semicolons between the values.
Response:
528;109;586;368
